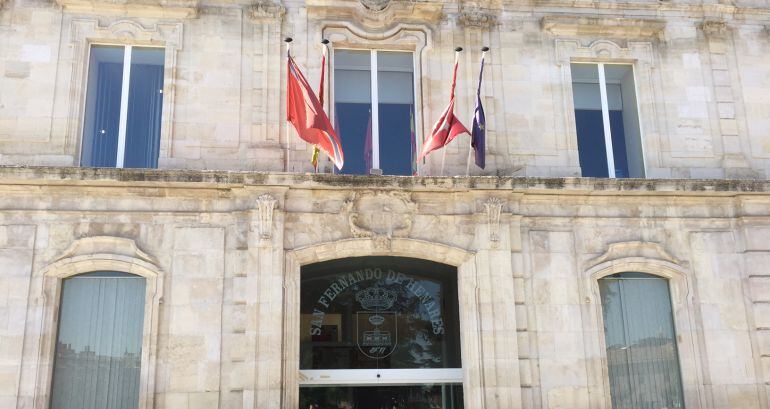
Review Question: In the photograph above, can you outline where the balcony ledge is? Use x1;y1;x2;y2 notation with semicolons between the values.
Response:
0;166;767;196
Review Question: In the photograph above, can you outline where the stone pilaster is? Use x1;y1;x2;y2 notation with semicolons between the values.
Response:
475;197;523;408
699;20;753;176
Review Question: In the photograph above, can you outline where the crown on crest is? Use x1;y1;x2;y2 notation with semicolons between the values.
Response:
356;287;397;310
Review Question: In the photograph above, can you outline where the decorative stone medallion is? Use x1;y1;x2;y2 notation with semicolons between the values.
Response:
344;191;416;248
359;0;390;12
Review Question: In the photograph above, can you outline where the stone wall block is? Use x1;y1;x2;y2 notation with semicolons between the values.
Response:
754;303;770;329
750;277;770;302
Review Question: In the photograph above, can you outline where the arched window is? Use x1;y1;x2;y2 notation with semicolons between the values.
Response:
598;272;684;409
49;271;146;409
299;256;463;408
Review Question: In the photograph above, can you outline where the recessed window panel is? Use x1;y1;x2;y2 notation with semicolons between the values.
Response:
571;63;644;178
334;50;416;176
599;273;684;409
81;45;125;168
49;272;146;409
81;45;165;169
334;50;372;176
123;47;165;169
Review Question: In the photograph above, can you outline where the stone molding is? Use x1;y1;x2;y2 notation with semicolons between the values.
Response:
52;235;156;265
55;0;198;18
458;5;498;29
247;0;285;21
584;240;681;270
36;236;163;409
66;19;183;167
542;15;665;39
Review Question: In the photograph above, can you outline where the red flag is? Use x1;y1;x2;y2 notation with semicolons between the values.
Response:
417;58;469;161
287;55;344;169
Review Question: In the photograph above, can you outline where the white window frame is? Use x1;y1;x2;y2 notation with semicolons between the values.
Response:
330;48;419;175
81;44;165;169
570;62;647;179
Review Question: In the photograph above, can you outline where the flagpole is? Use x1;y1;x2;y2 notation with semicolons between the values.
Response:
467;46;488;176
441;47;462;177
284;37;293;172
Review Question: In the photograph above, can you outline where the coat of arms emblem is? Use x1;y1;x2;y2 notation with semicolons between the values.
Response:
355;286;398;359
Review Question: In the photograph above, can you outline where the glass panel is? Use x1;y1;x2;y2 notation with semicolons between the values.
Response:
571;63;609;178
300;384;464;409
605;64;645;178
599;273;685;409
123;47;165;169
334;50;372;175
377;51;415;176
300;257;461;370
50;272;146;409
80;45;124;167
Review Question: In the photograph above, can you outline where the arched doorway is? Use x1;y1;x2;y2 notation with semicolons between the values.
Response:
298;256;464;408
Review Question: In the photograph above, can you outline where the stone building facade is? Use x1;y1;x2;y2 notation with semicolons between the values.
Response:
2;0;770;408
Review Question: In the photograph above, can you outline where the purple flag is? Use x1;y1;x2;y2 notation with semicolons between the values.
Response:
471;54;486;169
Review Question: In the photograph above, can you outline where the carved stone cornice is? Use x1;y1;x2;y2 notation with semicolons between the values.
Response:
307;0;443;31
458;6;497;29
248;0;285;22
344;191;416;250
700;20;730;37
55;236;156;263
55;0;198;18
541;15;665;39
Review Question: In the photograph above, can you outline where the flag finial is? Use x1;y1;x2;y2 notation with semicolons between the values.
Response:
284;37;293;43
455;47;463;52
481;46;490;52
321;39;329;45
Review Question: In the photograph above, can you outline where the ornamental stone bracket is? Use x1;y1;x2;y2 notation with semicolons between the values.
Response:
541;15;666;39
247;0;285;22
343;191;416;250
483;197;505;249
254;193;278;245
458;6;498;29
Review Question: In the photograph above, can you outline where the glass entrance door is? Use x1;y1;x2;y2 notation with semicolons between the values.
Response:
299;257;464;409
300;384;463;409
